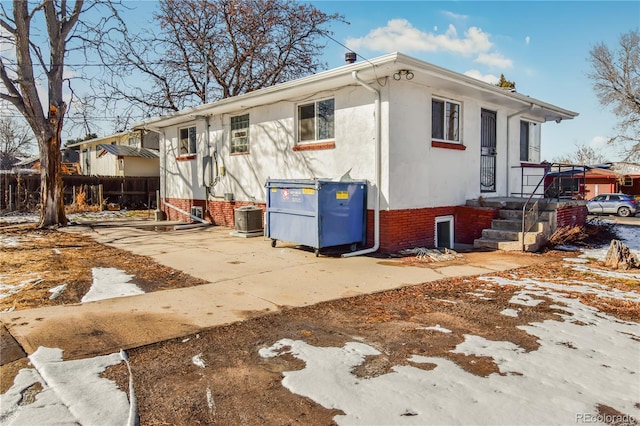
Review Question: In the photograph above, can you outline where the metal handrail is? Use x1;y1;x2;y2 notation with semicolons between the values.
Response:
519;162;587;251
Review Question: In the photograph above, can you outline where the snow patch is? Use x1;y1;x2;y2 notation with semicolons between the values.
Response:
48;284;67;300
81;267;144;303
417;324;452;333
500;308;519;317
261;274;640;425
0;346;130;425
192;353;206;368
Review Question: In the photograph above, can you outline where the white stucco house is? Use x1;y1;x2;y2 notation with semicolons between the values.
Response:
132;52;581;253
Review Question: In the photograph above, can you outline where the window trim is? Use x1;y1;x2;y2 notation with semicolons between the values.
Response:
431;97;461;144
230;113;250;155
296;97;335;144
178;125;197;157
435;215;455;249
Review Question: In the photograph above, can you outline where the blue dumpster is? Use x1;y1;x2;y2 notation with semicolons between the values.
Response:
266;179;367;256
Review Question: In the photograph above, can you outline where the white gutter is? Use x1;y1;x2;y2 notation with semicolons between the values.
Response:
343;71;381;257
507;104;534;196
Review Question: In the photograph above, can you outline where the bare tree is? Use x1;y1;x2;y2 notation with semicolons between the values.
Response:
0;0;123;227
98;0;343;115
0;116;34;169
553;141;609;165
588;30;640;161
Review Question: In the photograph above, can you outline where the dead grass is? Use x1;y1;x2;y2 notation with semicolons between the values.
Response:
0;226;207;311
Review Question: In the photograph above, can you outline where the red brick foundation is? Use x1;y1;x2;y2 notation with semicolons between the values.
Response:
454;205;500;244
555;204;588;228
366;205;499;253
164;198;499;254
163;198;265;226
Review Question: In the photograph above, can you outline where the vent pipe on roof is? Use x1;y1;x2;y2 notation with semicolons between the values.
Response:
345;52;357;64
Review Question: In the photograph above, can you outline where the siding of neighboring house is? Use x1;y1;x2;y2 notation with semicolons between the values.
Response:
74;132;159;177
122;157;160;177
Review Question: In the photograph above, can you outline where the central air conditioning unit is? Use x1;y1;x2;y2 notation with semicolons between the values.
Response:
191;206;203;220
234;206;263;233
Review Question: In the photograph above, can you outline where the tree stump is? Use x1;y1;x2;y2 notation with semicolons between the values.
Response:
604;240;639;270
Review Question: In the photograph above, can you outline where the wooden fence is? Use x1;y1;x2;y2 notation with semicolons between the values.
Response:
0;173;160;211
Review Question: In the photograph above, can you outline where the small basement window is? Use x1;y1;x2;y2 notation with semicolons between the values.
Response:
435;215;454;249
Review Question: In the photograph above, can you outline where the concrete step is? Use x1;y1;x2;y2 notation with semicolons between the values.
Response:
481;229;541;244
492;219;524;231
498;209;553;221
473;237;541;252
492;219;548;233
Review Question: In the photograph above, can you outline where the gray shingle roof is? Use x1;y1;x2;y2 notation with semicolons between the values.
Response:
98;144;159;159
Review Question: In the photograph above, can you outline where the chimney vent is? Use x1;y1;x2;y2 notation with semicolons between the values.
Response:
345;52;357;64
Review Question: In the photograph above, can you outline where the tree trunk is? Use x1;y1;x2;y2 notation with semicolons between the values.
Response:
604;240;639;270
37;105;67;228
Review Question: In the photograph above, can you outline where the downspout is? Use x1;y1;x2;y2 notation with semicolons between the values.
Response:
343;71;381;257
506;103;534;197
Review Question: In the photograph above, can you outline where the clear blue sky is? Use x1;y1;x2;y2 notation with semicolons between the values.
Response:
308;0;640;162
58;1;638;162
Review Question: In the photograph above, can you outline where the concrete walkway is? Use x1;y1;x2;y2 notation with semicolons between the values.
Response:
2;222;550;360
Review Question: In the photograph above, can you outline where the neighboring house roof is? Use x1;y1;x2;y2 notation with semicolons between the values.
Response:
132;52;579;130
67;131;130;148
14;155;40;167
97;144;159;159
610;162;640;175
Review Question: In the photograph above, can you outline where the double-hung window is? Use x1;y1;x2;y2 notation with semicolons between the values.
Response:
230;114;250;154
432;99;460;142
298;98;334;143
179;126;197;156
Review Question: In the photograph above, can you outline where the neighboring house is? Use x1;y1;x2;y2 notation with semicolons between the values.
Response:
584;162;640;198
68;130;160;177
543;162;640;200
11;155;40;174
132;52;581;253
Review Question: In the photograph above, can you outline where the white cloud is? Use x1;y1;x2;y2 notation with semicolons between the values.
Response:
464;69;500;84
525;35;531;45
474;52;513;69
345;20;493;56
442;11;469;21
588;135;608;149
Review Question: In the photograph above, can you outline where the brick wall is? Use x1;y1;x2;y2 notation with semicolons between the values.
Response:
164;198;497;254
364;206;498;252
454;205;500;244
163;198;265;226
556;204;588;228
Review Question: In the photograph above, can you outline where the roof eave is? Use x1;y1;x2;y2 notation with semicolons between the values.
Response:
132;51;578;129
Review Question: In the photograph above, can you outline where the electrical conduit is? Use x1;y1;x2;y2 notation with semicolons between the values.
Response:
343;71;381;257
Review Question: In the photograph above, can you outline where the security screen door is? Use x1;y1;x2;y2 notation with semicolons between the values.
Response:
480;109;497;192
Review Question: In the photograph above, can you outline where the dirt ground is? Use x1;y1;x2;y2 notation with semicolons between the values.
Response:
1;224;639;425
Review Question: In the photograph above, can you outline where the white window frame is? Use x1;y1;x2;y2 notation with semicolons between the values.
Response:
230;113;250;154
179;125;197;156
435;215;455;249
297;98;335;143
432;98;461;143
